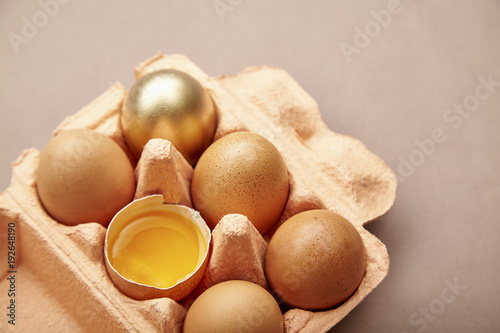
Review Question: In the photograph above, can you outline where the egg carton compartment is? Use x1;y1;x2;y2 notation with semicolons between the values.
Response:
0;53;397;333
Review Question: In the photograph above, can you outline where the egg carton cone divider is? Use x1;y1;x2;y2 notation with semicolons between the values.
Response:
0;53;396;333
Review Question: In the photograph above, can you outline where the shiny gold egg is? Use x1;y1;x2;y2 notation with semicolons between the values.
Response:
121;69;217;165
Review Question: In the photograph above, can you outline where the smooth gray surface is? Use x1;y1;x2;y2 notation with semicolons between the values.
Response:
1;1;499;332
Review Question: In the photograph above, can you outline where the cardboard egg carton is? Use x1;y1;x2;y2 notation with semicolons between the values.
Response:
0;53;397;333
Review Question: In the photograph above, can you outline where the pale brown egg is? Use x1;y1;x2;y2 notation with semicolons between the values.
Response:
36;128;135;227
191;132;289;234
265;209;366;310
121;69;216;165
183;280;284;333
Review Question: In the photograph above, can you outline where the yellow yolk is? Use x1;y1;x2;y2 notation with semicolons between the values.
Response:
108;210;206;289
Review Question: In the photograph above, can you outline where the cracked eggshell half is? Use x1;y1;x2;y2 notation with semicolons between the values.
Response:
104;195;211;301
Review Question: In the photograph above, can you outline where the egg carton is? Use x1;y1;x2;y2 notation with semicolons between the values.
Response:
0;53;397;333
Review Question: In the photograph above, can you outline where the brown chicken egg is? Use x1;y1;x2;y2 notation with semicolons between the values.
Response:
191;132;289;234
183;280;284;333
36;128;135;227
121;69;216;165
265;209;366;310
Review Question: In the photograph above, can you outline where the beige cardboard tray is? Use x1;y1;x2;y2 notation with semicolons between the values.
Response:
0;53;397;333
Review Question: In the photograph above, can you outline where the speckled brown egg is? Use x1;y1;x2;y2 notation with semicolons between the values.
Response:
36;128;136;227
191;132;289;234
183;280;284;333
265;209;366;310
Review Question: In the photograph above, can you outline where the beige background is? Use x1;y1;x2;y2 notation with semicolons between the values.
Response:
1;0;499;332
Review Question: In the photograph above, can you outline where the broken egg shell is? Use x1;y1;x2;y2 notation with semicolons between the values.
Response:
104;195;211;301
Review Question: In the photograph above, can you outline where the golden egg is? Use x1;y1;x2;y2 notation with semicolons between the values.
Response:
121;69;217;165
265;209;366;310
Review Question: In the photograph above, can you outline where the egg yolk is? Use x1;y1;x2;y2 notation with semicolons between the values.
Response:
109;210;206;289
